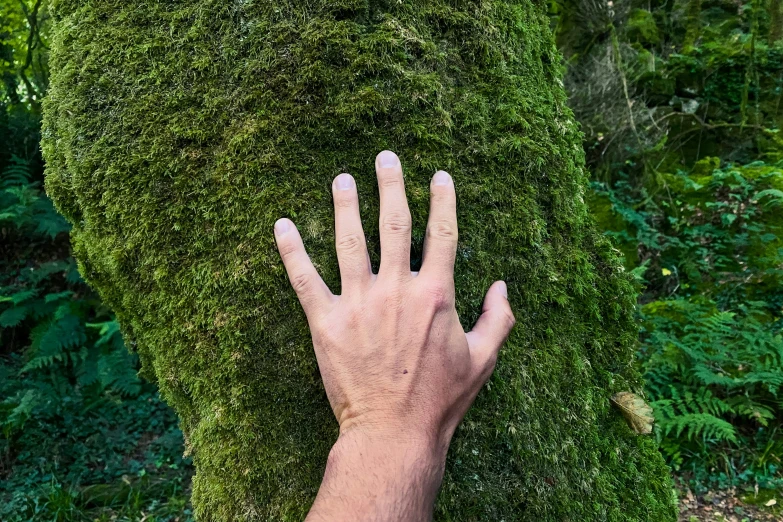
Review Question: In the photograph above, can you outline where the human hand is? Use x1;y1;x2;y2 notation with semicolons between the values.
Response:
274;150;515;520
274;149;514;447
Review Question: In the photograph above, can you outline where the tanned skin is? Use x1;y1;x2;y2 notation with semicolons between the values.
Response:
274;150;515;521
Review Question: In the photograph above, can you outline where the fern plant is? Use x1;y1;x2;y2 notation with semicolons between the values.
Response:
0;147;192;521
0;154;69;238
0;154;140;436
591;159;783;488
642;300;783;478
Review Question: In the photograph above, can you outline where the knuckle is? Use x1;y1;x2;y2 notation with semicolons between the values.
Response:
278;240;299;260
336;233;364;254
503;308;516;330
421;281;452;310
379;174;402;188
428;219;457;241
381;212;412;234
334;192;356;209
310;314;331;334
291;272;314;296
431;184;455;201
319;323;342;345
344;308;363;329
380;286;405;310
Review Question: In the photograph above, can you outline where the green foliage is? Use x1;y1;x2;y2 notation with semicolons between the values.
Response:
0;155;193;519
590;160;783;489
554;0;783;180
41;0;676;520
0;0;49;107
592;160;783;306
1;153;68;238
644;301;783;477
1;373;193;522
0;378;194;522
563;0;783;488
0;155;139;427
1;54;192;518
627;9;660;45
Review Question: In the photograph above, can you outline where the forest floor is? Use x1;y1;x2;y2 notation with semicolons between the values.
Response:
678;487;783;521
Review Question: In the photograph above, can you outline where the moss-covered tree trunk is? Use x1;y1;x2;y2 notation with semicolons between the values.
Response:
42;0;675;520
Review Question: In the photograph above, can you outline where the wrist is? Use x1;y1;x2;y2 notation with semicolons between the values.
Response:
335;410;456;460
331;424;450;471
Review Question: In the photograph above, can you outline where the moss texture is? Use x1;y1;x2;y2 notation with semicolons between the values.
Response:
42;0;677;520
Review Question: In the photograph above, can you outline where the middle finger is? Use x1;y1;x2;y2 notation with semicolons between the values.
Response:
375;150;412;281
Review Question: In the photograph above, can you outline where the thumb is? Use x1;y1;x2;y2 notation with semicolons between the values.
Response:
466;281;515;378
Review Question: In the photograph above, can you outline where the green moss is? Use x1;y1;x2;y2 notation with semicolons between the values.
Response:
628;9;660;45
42;1;676;520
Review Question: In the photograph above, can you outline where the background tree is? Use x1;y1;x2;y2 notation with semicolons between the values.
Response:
42;0;677;520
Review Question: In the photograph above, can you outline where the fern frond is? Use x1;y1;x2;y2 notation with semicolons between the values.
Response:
0;155;32;188
0;289;38;304
0;305;30;328
22;305;86;373
662;413;738;444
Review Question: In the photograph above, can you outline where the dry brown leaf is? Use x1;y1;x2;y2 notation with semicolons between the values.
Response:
611;392;654;435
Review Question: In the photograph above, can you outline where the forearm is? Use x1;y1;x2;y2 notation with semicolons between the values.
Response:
306;431;448;522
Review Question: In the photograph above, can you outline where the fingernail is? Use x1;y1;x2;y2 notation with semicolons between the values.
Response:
378;150;399;168
499;281;508;299
335;173;354;190
274;218;291;235
433;171;451;186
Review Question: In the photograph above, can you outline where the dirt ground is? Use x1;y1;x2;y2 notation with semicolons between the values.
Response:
678;487;783;521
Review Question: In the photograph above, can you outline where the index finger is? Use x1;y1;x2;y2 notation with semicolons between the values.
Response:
274;218;335;319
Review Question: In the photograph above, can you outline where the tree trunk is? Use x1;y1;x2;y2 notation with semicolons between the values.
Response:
683;0;702;51
42;1;675;520
770;0;783;44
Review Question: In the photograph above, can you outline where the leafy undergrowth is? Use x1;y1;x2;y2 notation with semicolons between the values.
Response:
0;374;193;522
0;145;193;521
0;313;193;522
591;160;783;492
